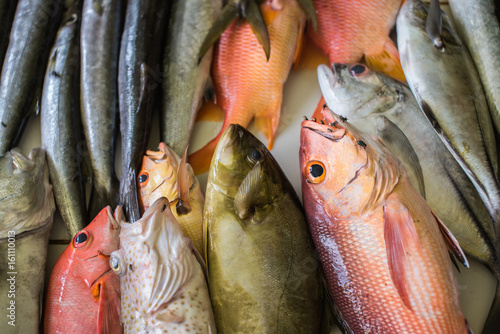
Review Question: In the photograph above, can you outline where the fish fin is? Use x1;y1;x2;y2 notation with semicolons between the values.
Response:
195;100;225;123
425;0;445;50
198;1;238;63
119;168;141;222
294;32;329;71
247;0;271;60
365;38;407;84
375;116;426;198
234;163;263;219
88;179;120;222
149;260;191;313
255;105;281;150
204;76;215;102
311;96;327;120
176;147;192;215
292;17;305;70
296;0;318;31
97;281;121;334
189;136;219;175
432;211;469;268
383;201;420;310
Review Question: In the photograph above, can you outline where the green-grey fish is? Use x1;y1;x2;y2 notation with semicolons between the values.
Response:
0;0;18;67
41;0;86;237
161;0;221;157
81;0;121;218
0;148;55;333
317;63;497;277
397;0;500;248
204;124;323;333
0;0;63;154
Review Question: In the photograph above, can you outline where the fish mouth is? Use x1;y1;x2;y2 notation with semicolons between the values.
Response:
301;114;346;142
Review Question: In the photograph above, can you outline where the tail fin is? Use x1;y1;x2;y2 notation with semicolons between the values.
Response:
255;104;281;151
119;168;141;223
195;100;225;123
88;178;119;221
365;38;407;85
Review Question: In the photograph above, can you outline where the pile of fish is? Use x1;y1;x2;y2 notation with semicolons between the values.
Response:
1;0;500;333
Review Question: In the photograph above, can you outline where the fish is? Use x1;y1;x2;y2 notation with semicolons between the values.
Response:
306;0;405;83
44;206;123;334
448;0;500;147
317;63;497;277
0;0;18;67
110;197;216;333
0;0;63;154
204;124;323;333
397;0;500;256
189;0;306;174
81;0;121;218
137;143;205;256
119;0;169;223
160;0;221;157
0;148;55;333
41;0;87;237
300;108;471;333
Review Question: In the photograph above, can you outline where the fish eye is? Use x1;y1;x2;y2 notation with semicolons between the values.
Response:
248;149;263;163
349;64;370;78
138;172;148;185
109;252;127;276
305;161;326;184
73;230;92;249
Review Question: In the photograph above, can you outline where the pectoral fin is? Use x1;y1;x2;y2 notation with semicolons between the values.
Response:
365;38;406;84
96;281;121;334
234;163;263;220
432;211;469;268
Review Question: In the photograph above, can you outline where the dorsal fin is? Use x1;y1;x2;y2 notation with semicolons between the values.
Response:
432;211;469;268
425;0;445;50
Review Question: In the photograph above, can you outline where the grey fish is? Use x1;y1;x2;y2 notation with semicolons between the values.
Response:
448;0;500;144
161;0;221;156
318;63;497;277
41;0;86;237
0;0;63;154
0;148;55;333
0;0;18;67
81;0;121;218
118;0;169;223
397;0;500;247
204;124;323;333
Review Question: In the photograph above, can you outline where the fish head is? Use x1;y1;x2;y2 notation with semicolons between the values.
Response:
300;108;402;218
317;63;401;119
0;147;55;236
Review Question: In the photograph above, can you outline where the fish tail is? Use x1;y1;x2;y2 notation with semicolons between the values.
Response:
311;96;327;120
119;167;141;223
294;29;329;71
482;281;500;334
88;179;119;220
189;136;221;175
255;107;281;151
195;100;225;123
365;38;407;84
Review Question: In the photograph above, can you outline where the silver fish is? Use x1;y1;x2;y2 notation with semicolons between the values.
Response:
0;148;55;333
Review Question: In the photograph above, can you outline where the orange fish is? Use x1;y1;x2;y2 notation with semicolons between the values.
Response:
189;0;306;174
44;206;123;334
299;107;472;333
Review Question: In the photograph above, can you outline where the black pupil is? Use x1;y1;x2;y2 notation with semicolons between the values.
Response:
250;149;262;161
75;232;87;244
351;65;366;75
309;164;324;178
138;174;147;183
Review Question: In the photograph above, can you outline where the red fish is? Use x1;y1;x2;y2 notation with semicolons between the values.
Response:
44;206;123;334
299;107;472;333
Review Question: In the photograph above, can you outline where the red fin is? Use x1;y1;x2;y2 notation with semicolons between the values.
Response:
176;147;192;215
97;281;122;334
383;202;420;310
365;38;407;85
294;31;329;71
432;211;469;268
255;110;280;151
189;137;219;175
312;96;326;120
292;15;305;70
195;100;225;123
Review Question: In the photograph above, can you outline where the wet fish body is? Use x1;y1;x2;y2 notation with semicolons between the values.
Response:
81;0;121;218
204;124;323;333
161;0;221;156
300;110;470;333
41;0;87;237
44;206;123;333
0;0;63;154
0;148;55;333
111;197;216;333
0;0;18;67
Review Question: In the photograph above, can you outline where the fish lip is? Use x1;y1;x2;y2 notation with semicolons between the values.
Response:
301;120;346;141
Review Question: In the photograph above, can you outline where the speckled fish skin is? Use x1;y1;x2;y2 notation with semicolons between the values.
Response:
44;206;123;334
448;0;500;137
161;0;221;156
0;0;18;67
300;110;469;333
0;0;62;154
137;143;205;255
111;197;216;334
119;0;169;223
42;0;87;237
397;0;500;243
81;0;121;218
0;148;55;334
205;124;323;333
317;63;497;277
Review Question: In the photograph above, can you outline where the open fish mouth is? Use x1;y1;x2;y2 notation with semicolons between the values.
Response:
301;118;346;142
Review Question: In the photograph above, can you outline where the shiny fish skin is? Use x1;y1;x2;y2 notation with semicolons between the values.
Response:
0;0;63;154
0;148;55;334
111;197;216;334
204;124;323;333
318;63;497;276
161;0;221;156
0;0;18;67
119;0;169;223
81;0;122;219
42;0;87;237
